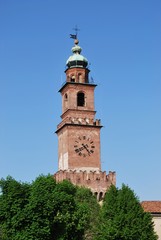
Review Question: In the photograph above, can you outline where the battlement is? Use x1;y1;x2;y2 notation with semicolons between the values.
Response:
54;170;116;201
57;116;102;132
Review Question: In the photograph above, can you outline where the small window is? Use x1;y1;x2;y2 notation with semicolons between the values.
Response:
64;93;68;100
77;92;85;106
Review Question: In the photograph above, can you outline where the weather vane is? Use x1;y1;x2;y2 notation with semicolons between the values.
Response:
70;25;80;40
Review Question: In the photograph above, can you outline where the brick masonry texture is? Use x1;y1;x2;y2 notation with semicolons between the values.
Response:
54;41;116;200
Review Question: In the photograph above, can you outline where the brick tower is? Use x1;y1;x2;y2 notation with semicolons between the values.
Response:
54;38;115;200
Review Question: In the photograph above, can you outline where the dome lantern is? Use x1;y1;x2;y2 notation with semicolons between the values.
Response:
66;39;88;69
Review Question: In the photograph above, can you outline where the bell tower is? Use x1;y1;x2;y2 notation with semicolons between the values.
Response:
54;38;115;200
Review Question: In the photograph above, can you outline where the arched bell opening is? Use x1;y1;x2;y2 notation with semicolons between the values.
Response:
70;75;75;82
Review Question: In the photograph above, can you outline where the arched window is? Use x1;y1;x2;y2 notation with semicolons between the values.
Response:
99;192;103;201
77;92;85;106
71;75;75;82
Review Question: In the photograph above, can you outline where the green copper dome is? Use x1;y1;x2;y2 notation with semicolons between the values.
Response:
66;39;88;68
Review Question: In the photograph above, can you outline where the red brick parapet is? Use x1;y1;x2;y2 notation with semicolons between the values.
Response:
53;170;116;201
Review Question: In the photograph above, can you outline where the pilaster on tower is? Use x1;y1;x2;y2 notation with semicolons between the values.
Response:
54;37;116;201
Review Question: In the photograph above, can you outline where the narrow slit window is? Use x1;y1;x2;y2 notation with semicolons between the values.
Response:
64;93;68;100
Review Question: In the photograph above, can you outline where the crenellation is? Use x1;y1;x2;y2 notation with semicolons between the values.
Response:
54;169;115;197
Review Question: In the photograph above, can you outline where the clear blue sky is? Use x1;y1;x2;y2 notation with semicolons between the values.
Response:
1;0;161;201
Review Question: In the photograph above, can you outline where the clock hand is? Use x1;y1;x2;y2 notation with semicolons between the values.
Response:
82;144;91;155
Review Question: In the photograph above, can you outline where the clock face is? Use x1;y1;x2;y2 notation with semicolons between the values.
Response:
74;135;95;157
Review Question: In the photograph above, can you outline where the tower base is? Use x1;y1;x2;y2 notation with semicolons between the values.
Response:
53;170;116;201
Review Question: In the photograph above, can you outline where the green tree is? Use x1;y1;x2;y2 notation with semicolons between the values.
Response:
51;179;78;240
0;226;2;240
51;181;99;240
0;176;31;240
74;187;100;240
94;184;158;240
24;174;57;240
0;175;99;240
1;175;155;240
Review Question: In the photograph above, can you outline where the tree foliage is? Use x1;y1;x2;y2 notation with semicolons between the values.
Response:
94;184;158;240
0;177;157;240
0;176;31;240
0;175;99;240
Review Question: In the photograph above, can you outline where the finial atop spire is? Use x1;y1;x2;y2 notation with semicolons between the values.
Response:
67;26;88;69
73;25;80;38
70;25;80;42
